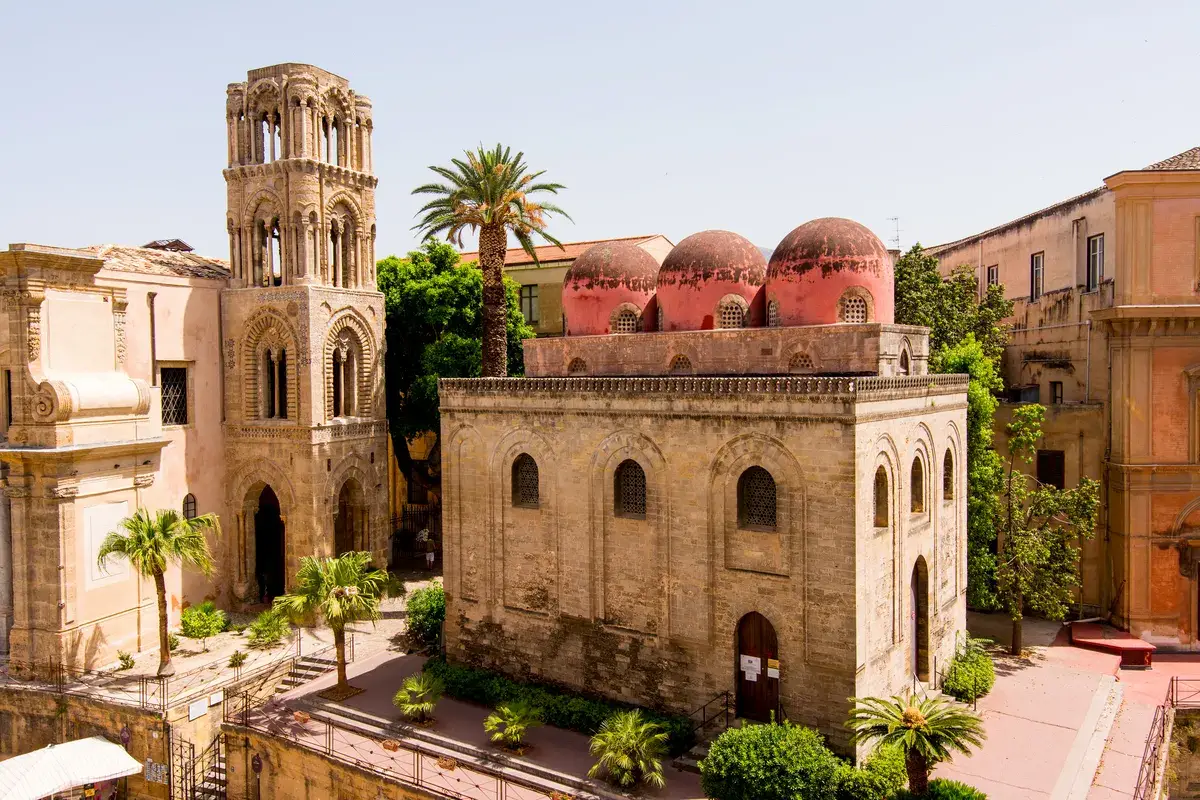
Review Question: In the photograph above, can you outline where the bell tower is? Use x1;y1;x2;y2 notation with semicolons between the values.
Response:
220;64;388;604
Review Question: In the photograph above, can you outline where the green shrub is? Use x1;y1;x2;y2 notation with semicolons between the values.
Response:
589;710;668;789
228;650;248;669
895;777;988;799
180;601;226;650
700;721;841;800
168;633;180;652
394;672;444;723
405;584;445;650
942;635;996;702
117;651;135;671
833;744;908;799
246;609;290;648
423;657;694;755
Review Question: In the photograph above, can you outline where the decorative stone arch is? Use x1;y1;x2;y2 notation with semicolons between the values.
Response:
907;427;934;517
324;310;376;420
766;295;781;328
567;357;588;376
444;423;487;602
241;309;299;421
243;188;283;223
246;78;282;109
871;433;904;644
665;345;699;375
911;555;931;681
226;458;299;602
898;336;914;376
322;86;353;120
489;428;560;613
609;302;642;334
837;285;875;324
716;293;750;329
324;192;365;229
588;430;669;630
941;420;964;503
786;348;819;375
328;455;374;556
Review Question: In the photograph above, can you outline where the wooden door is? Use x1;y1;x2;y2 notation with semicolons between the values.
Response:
735;612;779;721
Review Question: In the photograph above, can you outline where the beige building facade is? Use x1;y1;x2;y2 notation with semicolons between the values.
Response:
929;146;1200;647
0;63;389;669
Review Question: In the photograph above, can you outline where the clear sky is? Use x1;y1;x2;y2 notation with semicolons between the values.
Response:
2;0;1198;261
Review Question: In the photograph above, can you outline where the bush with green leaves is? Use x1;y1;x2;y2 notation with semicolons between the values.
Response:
895;777;988;799
833;744;907;800
484;701;542;749
942;636;996;702
422;657;693;755
405;583;445;650
228;650;248;669
588;710;668;790
180;601;226;650
168;633;180;652
700;720;842;800
246;609;290;649
117;651;135;671
394;671;444;723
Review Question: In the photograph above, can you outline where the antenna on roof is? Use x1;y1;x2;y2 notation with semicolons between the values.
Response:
886;217;902;250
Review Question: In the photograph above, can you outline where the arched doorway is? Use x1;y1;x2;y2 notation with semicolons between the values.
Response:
735;612;779;722
911;556;930;682
334;478;365;555
254;486;285;602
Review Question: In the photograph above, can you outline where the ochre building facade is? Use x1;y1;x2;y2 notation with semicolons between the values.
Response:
0;63;389;669
930;146;1200;648
442;221;969;752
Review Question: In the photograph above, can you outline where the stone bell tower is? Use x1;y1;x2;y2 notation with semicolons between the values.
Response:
220;64;388;605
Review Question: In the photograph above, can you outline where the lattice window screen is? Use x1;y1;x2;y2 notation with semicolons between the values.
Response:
568;358;588;375
738;466;777;528
767;300;780;328
657;306;664;331
669;355;693;375
614;309;639;334
512;454;540;508
161;367;188;426
789;352;814;373
718;301;746;329
841;296;868;323
615;460;647;517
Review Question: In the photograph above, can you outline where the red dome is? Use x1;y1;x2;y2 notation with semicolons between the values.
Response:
656;230;766;331
562;242;660;335
766;217;893;326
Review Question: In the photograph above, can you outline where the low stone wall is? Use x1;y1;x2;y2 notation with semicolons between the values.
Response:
225;727;441;800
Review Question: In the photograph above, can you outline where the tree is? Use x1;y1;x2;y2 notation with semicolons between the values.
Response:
484;701;543;749
588;710;669;790
847;693;985;796
273;552;389;694
96;508;220;676
377;241;535;495
934;335;1006;610
996;405;1100;654
393;671;444;724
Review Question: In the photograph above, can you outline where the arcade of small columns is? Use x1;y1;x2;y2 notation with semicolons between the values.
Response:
226;210;374;290
226;92;372;172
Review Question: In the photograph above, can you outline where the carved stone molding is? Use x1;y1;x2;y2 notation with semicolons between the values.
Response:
26;305;41;362
134;474;154;488
32;381;72;422
50;482;79;499
113;299;128;363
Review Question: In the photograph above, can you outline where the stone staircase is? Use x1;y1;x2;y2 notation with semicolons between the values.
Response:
673;717;751;774
193;750;226;799
275;654;338;694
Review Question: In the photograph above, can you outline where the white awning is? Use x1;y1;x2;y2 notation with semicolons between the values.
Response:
0;736;144;799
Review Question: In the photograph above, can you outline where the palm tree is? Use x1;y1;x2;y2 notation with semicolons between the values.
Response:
393;671;444;724
484;701;543;749
412;144;569;377
587;710;668;790
847;692;985;796
273;552;388;694
97;508;220;677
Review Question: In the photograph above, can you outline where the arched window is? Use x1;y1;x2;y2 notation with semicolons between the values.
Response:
264;349;276;418
788;352;814;374
767;300;780;328
840;293;869;324
874;467;889;527
568;358;587;375
911;457;925;514
332;348;343;417
669;354;693;375
613;308;639;334
718;298;746;329
263;347;289;419
512;454;540;508
737;466;777;529
270;224;283;286
943;449;954;500
277;349;288;419
657;305;664;332
614;459;647;518
182;493;197;520
899;350;911;376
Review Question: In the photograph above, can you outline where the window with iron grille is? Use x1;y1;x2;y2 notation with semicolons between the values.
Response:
737;466;777;529
841;295;868;323
1086;234;1104;292
669;354;692;375
613;308;639;334
874;467;889;527
767;300;780;328
182;493;197;520
614;459;646;518
161;367;188;426
519;285;539;324
512;454;540;508
910;457;925;514
718;300;745;329
789;352;814;373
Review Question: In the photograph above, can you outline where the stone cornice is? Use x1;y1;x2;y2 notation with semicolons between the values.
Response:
439;374;969;401
222;158;377;189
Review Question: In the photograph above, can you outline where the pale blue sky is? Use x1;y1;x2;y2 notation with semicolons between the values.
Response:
2;0;1198;261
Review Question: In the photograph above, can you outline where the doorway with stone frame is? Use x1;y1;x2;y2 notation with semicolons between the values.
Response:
735;611;779;722
334;477;366;555
252;485;285;602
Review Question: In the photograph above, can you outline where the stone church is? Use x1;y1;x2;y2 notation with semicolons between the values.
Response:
440;220;969;750
0;64;389;668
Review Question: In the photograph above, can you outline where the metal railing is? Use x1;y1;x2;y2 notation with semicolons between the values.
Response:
1131;676;1200;800
687;691;731;737
225;693;570;800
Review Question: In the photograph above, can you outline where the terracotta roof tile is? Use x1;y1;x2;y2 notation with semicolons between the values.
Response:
459;235;664;267
84;244;230;280
1145;146;1200;170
